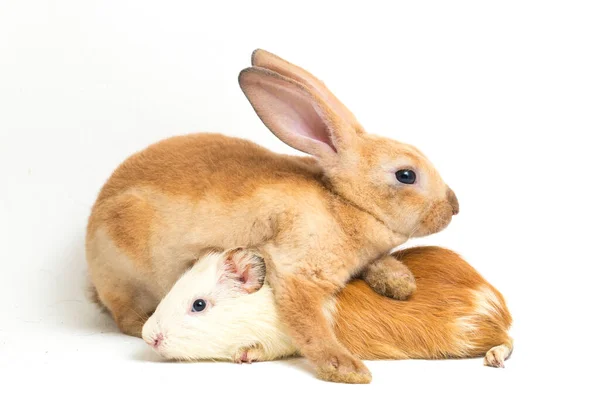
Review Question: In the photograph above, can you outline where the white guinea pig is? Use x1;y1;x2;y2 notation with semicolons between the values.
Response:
143;246;513;367
141;247;297;362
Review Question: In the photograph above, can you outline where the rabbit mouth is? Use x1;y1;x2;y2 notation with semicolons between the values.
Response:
412;201;455;237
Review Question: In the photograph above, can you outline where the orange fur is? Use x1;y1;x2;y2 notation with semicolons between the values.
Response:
334;246;513;362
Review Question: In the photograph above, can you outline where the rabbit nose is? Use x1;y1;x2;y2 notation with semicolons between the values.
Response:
447;188;459;215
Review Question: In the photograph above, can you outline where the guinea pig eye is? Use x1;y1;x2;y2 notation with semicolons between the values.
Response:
395;169;416;184
191;299;207;313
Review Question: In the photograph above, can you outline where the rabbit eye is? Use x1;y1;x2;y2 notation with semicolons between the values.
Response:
191;299;207;312
395;169;416;184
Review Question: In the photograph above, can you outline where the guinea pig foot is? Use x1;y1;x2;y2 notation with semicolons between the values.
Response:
483;344;512;368
233;345;265;364
315;351;372;384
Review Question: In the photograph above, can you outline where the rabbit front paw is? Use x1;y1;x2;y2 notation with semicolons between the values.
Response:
315;349;372;384
362;256;416;300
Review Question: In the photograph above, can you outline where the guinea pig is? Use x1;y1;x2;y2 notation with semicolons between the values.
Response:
141;247;297;361
142;246;513;367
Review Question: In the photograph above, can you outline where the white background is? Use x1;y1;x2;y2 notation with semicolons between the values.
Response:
1;1;599;398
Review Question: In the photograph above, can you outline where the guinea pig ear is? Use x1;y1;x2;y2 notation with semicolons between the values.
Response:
222;248;266;294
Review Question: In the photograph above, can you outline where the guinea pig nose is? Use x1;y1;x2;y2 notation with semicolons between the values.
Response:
447;188;459;215
152;333;164;348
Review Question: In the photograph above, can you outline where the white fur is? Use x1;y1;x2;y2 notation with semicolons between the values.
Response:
452;285;505;355
453;315;479;355
471;285;502;318
142;251;297;361
322;297;338;326
452;285;502;355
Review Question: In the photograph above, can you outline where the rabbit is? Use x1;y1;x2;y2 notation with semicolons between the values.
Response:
85;48;460;384
141;246;513;369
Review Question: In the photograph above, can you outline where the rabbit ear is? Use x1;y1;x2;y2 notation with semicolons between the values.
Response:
239;66;358;161
251;49;365;134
